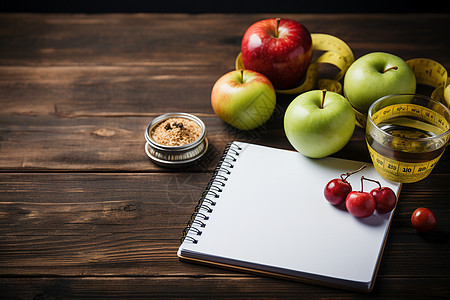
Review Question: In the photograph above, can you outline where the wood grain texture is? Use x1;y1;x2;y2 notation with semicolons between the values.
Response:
0;173;448;276
1;13;450;299
0;114;293;171
1;277;450;299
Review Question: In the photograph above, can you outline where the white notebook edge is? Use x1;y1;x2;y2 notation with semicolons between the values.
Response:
177;206;398;292
177;141;402;292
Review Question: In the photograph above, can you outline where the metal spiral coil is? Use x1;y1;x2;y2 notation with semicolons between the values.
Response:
180;142;242;244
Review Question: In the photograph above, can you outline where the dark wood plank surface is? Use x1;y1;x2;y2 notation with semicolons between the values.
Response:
1;13;449;299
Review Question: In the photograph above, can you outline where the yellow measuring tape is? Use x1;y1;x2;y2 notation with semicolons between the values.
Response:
407;58;450;107
367;103;449;183
371;103;450;132
235;33;450;110
235;33;354;94
367;142;443;183
234;32;450;183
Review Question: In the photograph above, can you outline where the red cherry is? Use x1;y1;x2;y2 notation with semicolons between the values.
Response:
323;165;366;206
324;179;352;206
411;207;437;232
346;191;376;218
370;187;397;213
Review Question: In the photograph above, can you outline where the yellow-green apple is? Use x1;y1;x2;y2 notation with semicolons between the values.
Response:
211;69;276;130
344;52;416;114
284;90;355;158
241;18;312;90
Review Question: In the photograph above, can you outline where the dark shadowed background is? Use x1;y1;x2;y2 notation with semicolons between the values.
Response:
0;1;443;13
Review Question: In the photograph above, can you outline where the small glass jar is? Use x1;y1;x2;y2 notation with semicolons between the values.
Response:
144;112;208;167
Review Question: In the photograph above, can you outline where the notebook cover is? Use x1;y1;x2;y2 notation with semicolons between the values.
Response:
178;141;401;292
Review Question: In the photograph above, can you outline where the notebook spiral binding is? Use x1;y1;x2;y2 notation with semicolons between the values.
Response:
181;142;243;244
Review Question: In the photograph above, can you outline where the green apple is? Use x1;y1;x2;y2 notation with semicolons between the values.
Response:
211;69;276;130
284;90;355;158
344;52;416;114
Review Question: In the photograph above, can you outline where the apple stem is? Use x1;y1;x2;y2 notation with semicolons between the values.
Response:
275;18;281;38
240;69;244;83
341;164;366;181
383;66;398;73
320;89;327;109
362;176;382;190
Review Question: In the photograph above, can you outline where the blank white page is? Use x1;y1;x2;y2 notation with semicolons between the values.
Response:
178;141;401;289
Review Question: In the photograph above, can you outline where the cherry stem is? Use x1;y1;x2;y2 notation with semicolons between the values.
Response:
340;164;366;181
383;66;398;73
321;89;326;109
361;176;382;190
275;17;281;38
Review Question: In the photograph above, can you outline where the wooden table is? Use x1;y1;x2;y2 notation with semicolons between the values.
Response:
1;13;449;299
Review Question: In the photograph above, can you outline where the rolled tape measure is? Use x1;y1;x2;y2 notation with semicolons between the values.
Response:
367;142;443;183
235;33;450;123
366;101;449;183
406;58;450;107
235;33;355;94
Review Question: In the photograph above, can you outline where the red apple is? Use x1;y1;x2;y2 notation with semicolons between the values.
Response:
241;18;313;90
211;69;276;130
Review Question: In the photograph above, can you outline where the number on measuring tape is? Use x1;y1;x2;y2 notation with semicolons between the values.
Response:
366;143;444;183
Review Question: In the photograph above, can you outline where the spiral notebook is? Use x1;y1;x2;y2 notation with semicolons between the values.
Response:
177;141;401;292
